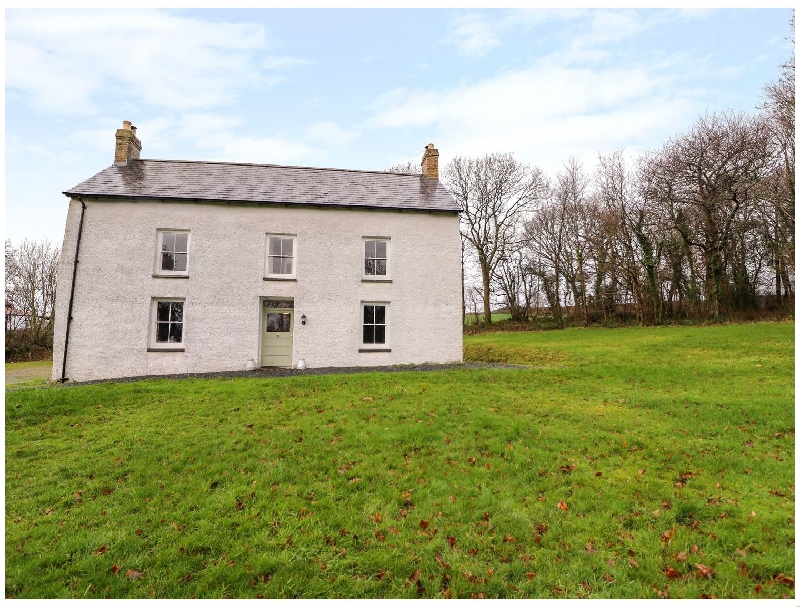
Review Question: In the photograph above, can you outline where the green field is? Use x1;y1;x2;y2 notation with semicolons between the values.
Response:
5;322;794;598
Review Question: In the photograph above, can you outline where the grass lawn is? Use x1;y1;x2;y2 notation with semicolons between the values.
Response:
5;360;51;389
5;322;794;598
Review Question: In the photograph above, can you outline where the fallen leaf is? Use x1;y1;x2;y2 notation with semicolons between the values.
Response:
126;569;143;580
755;583;762;593
408;569;421;584
775;573;795;588
695;563;714;579
110;563;120;574
419;520;429;530
448;495;456;503
447;536;456;548
526;572;537;580
557;500;569;511
584;543;596;554
374;513;382;523
676;551;687;562
661;527;676;545
602;574;615;583
628;557;639;569
435;553;451;569
664;566;681;579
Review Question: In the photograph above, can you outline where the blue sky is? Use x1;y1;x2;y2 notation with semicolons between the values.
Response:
5;7;794;245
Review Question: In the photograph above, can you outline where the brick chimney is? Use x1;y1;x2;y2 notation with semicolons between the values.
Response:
114;120;142;165
421;143;439;179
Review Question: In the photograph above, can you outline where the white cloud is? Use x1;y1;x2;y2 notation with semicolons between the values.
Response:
5;9;307;115
366;60;701;174
448;13;502;57
304;121;361;145
203;134;323;166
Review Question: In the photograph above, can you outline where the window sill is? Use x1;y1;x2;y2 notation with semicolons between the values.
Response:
264;277;297;281
153;274;189;279
147;347;185;352
358;348;392;353
361;278;392;283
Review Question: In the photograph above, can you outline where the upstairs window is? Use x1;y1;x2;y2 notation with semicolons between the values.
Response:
266;235;297;279
363;238;390;280
155;230;190;276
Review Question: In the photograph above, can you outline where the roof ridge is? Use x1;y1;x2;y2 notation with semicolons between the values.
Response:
133;158;426;178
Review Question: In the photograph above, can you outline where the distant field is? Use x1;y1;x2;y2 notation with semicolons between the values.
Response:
463;312;511;325
5;322;794;598
5;360;51;388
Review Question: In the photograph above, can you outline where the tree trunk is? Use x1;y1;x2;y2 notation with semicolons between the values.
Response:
480;259;492;325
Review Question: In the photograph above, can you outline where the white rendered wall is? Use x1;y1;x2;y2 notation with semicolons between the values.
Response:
52;198;463;382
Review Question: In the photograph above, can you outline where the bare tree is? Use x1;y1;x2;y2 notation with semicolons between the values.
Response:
384;161;421;174
444;153;546;325
524;196;567;329
494;243;538;322
553;158;593;326
761;13;795;305
5;238;60;359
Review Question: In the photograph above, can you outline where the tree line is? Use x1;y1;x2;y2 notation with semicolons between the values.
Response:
415;20;794;328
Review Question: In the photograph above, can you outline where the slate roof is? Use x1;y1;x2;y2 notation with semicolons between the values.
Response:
64;159;460;213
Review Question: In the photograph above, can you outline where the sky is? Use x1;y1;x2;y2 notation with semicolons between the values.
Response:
5;7;795;245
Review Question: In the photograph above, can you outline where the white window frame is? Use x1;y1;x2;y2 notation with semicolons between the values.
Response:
360;301;390;350
362;237;391;281
265;234;298;280
154;229;190;277
148;298;186;351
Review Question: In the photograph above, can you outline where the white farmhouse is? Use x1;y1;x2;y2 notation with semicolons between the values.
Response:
51;121;463;382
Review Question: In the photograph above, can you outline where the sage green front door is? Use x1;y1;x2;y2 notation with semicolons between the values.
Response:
261;307;294;367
